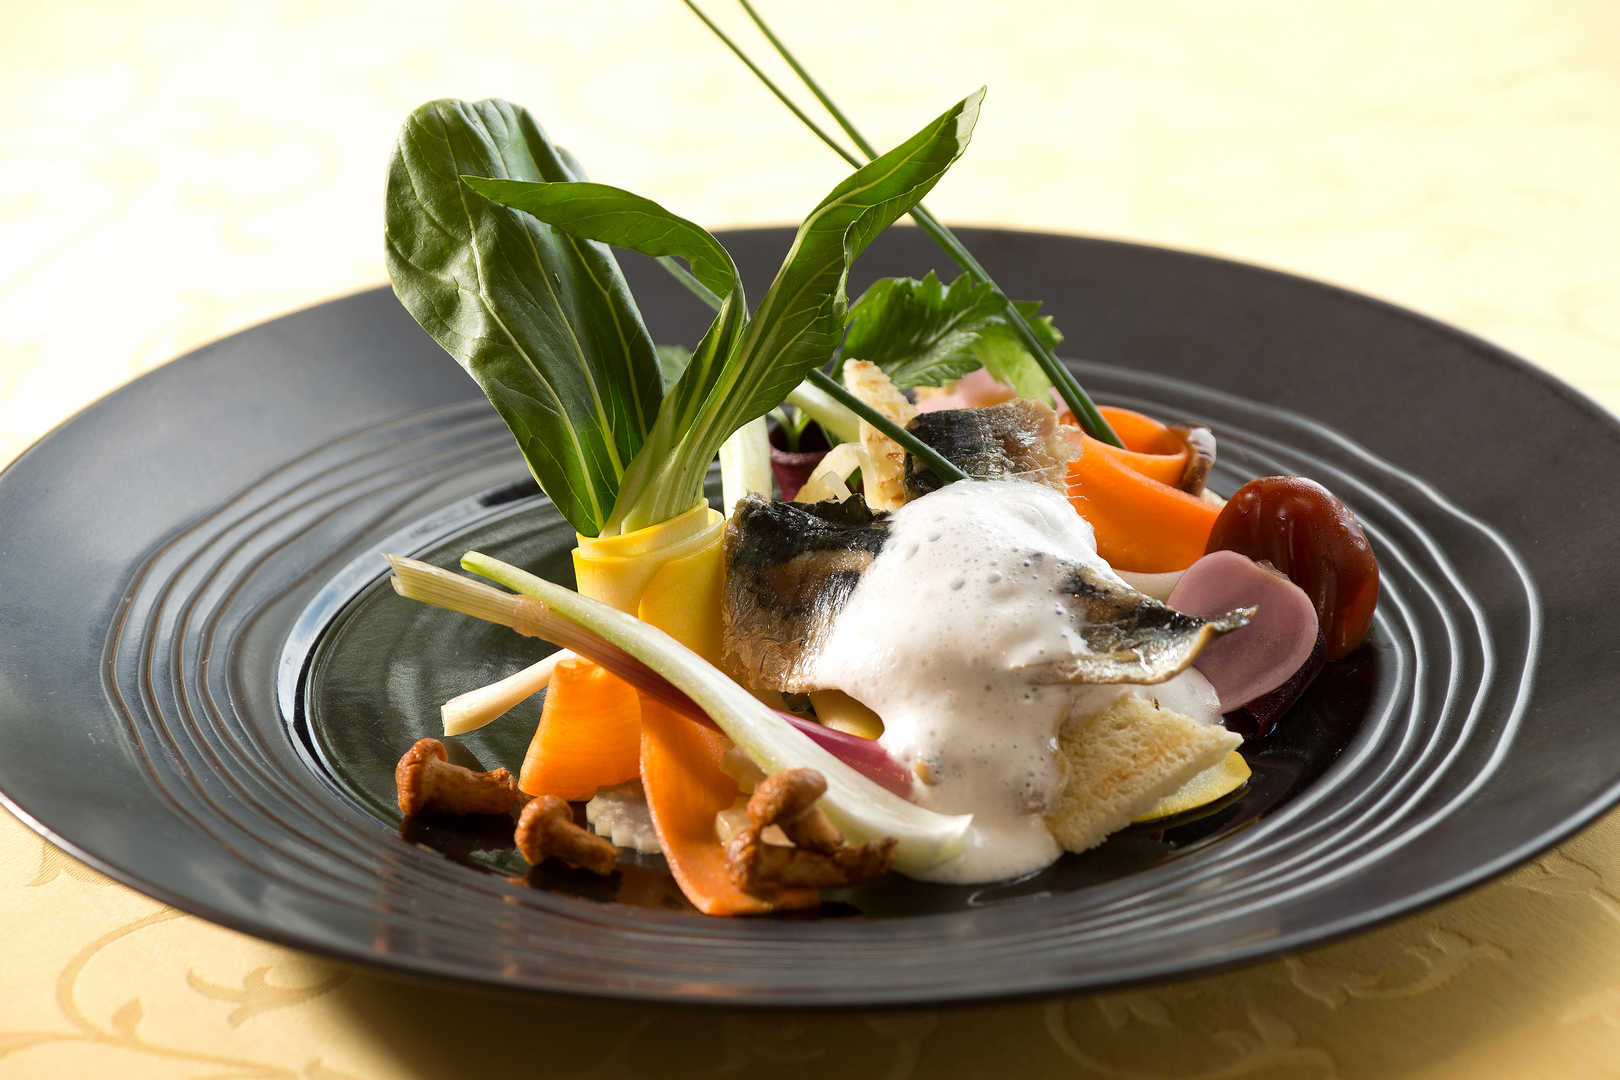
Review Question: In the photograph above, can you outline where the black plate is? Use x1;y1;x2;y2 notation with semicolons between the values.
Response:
1;227;1613;1006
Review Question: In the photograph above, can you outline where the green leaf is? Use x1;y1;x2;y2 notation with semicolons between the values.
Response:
975;300;1062;399
842;272;1063;395
458;177;751;533
384;99;664;536
655;344;693;389
459;178;740;301
842;271;1000;387
458;90;982;533
611;88;985;531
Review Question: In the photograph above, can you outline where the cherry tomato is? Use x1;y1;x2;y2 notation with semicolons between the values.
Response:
1205;476;1379;660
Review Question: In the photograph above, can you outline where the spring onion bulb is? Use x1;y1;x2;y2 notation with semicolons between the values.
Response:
440;649;575;736
388;556;703;723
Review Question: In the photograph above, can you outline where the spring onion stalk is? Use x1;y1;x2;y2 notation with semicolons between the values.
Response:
420;551;971;873
718;416;773;515
388;557;706;722
805;369;968;485
783;380;861;444
440;650;575;736
687;0;1124;447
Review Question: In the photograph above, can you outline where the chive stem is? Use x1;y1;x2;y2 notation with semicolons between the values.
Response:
680;1;861;168
656;255;725;310
697;0;1123;448
737;0;874;160
805;369;968;486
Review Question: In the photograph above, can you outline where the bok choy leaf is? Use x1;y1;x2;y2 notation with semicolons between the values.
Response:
655;344;694;390
384;99;665;537
465;88;985;534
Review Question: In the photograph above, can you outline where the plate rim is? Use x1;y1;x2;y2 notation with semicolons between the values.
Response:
3;226;1616;1006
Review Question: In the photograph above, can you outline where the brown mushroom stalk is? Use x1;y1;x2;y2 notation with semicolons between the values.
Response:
1171;424;1217;496
747;767;844;854
515;795;620;875
725;767;898;893
395;738;520;817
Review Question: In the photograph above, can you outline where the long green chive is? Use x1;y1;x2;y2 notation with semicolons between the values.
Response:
656;255;724;309
804;369;968;485
687;0;1124;448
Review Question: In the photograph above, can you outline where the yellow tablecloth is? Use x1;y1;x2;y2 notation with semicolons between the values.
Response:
4;2;1618;1076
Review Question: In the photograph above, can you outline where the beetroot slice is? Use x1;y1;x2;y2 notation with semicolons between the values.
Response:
1227;630;1327;740
770;447;827;502
1204;475;1379;660
1168;550;1320;713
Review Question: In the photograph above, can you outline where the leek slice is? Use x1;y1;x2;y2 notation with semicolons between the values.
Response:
719;415;773;515
441;649;573;736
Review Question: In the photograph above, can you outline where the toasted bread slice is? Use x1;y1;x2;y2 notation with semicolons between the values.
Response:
1045;692;1242;853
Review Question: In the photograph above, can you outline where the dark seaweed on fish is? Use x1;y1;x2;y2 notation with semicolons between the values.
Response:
721;494;893;692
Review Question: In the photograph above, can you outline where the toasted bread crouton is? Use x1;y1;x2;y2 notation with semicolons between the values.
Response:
1045;692;1241;853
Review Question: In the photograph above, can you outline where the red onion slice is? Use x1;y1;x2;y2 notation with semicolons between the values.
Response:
775;709;914;798
1168;550;1319;713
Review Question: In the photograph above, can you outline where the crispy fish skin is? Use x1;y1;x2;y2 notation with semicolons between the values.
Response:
1022;562;1253;685
722;487;1250;694
902;398;1077;499
721;494;891;693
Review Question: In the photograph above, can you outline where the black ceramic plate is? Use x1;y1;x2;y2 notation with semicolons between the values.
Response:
2;228;1616;1006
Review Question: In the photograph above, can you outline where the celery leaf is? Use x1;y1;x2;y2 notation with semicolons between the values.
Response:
842;272;1062;396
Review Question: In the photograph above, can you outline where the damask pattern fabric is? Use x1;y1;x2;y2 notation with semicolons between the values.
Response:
3;2;1618;1076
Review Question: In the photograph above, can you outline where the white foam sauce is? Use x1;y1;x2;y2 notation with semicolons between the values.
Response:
812;479;1219;884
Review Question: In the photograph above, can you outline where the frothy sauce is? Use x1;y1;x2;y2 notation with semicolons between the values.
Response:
812;479;1217;884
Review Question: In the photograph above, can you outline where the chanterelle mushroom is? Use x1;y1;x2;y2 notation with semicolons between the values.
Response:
394;738;519;817
724;767;897;893
515;795;620;875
